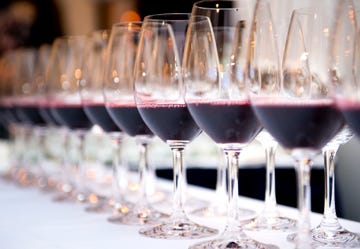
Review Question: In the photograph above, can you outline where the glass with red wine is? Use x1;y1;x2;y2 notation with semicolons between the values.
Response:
103;22;167;226
134;19;218;239
12;48;50;186
0;50;27;182
242;0;297;232
80;29;130;214
248;6;345;249
322;0;360;247
188;0;259;221
183;11;276;249
46;35;94;203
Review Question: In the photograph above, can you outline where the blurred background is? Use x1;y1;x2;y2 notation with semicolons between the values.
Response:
0;0;359;223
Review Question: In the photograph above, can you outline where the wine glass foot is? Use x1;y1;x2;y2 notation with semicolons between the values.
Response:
37;177;57;193
85;198;112;213
73;191;89;203
108;206;168;226
52;192;73;202
191;205;255;219
244;215;297;231
189;235;279;249
311;227;360;248
139;218;218;239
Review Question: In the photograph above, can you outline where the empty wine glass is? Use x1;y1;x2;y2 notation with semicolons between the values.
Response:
249;6;345;249
103;22;167;225
183;14;276;249
243;0;296;232
134;19;218;239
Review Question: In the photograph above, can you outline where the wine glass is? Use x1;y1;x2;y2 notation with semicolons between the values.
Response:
190;0;257;219
80;29;129;213
143;12;209;213
249;6;345;249
35;44;63;192
183;14;276;249
47;35;94;203
321;1;360;247
0;50;22;180
134;19;218;239
243;0;296;231
39;42;74;200
12;48;46;186
103;22;167;225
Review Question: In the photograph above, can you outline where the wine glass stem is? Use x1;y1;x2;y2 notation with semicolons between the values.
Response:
215;147;227;202
109;133;126;204
169;141;188;220
295;157;312;249
321;145;341;226
135;136;152;207
33;126;47;185
74;130;87;196
60;128;73;193
223;148;244;233
263;143;278;214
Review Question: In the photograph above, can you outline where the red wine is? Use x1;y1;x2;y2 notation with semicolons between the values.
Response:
338;100;360;138
138;104;201;142
187;100;262;144
253;101;344;150
51;103;92;130
38;106;60;126
0;101;17;124
16;105;47;126
106;103;152;137
83;103;120;133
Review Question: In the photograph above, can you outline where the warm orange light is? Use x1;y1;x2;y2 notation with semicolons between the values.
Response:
88;193;99;204
120;10;141;22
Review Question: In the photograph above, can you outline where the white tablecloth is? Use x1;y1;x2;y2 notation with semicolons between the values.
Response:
0;179;359;249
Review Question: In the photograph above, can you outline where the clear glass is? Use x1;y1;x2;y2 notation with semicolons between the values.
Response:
11;48;43;186
245;131;297;231
183;12;275;248
0;51;24;182
134;19;217;239
46;35;93;203
313;127;360;246
190;0;258;220
79;29;129;213
33;44;58;192
103;22;166;225
249;6;345;249
318;0;360;247
243;1;297;231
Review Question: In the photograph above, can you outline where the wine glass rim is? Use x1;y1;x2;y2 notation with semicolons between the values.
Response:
144;12;191;21
193;0;250;10
291;6;326;17
111;21;143;29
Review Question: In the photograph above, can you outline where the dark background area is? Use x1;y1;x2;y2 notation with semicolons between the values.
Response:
157;166;330;215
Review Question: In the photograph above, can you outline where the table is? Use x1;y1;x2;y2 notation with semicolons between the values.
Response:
0;178;359;249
